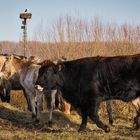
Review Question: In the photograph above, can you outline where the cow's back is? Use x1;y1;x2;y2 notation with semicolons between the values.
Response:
59;55;140;105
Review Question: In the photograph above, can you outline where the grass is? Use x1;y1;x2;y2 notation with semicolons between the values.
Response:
0;94;140;140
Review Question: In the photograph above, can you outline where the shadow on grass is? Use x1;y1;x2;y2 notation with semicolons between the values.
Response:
0;105;80;133
114;124;140;139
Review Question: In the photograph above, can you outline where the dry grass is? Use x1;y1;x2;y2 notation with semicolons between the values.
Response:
0;93;139;140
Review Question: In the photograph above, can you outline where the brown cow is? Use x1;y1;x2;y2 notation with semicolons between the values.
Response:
0;55;43;122
0;54;36;111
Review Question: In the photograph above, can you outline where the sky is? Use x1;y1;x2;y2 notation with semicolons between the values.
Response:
0;0;140;41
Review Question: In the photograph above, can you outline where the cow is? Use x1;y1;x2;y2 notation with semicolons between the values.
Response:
0;54;21;103
0;70;34;110
0;54;37;111
0;55;43;122
36;55;140;132
38;59;113;125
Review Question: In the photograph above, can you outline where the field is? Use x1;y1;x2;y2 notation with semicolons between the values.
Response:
0;92;139;140
0;16;140;139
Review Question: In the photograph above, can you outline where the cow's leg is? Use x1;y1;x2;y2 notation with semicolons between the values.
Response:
45;90;57;126
0;90;6;102
106;100;113;125
0;91;2;101
5;88;10;103
24;88;37;121
30;94;37;120
30;90;42;123
36;91;43;122
23;89;32;111
64;101;71;114
61;99;71;115
21;80;40;122
88;99;110;132
78;105;88;132
38;93;43;111
132;98;140;130
55;92;60;109
49;90;57;125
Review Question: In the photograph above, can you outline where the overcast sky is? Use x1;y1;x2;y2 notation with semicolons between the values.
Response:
0;0;140;41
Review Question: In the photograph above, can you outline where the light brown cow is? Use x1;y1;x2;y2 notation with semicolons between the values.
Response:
0;55;38;110
0;55;43;122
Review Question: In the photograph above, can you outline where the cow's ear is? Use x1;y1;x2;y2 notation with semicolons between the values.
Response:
39;60;52;66
55;63;64;72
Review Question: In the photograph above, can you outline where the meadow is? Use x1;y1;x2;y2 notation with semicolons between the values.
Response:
0;16;140;139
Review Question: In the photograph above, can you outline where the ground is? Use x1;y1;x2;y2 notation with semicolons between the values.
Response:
0;97;140;140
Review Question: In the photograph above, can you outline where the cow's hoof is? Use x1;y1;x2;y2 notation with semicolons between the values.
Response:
48;121;53;127
78;125;86;132
104;125;110;133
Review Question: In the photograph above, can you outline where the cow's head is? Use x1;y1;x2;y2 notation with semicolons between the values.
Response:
0;56;10;78
0;55;26;79
37;61;63;94
37;60;64;123
37;60;64;91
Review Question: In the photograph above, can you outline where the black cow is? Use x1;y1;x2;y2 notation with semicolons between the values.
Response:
36;55;140;132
